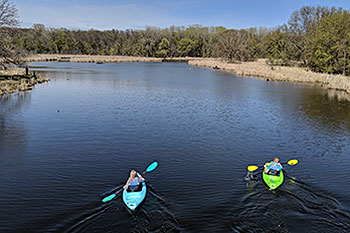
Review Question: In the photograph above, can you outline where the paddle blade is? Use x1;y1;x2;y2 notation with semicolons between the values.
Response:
247;165;259;172
146;161;158;173
287;159;298;166
102;194;116;203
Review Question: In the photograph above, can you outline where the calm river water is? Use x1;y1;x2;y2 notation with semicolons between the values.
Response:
1;62;350;232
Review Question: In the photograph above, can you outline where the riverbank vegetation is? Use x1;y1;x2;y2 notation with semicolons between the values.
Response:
0;0;23;69
0;0;49;96
2;2;350;77
189;58;350;95
0;68;49;95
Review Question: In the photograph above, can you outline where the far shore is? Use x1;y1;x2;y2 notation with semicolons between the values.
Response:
25;54;350;95
25;54;198;63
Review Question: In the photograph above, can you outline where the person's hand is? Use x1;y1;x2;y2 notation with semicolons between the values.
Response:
123;185;127;189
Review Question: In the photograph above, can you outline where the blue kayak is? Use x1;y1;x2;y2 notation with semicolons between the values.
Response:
122;181;147;210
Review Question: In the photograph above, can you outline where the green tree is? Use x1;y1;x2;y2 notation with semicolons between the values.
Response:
109;41;121;55
51;29;69;54
262;26;295;65
308;10;350;75
176;38;200;57
287;6;342;64
156;38;170;57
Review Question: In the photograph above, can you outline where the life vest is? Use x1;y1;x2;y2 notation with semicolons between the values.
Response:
129;177;141;190
268;162;282;171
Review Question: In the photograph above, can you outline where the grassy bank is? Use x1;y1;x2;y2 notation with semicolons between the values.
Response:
188;58;350;95
0;69;49;96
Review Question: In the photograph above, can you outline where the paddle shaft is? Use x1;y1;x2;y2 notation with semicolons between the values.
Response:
247;159;298;172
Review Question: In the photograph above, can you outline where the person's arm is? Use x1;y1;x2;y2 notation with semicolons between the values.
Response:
279;163;283;170
123;178;130;189
264;164;269;173
137;173;145;181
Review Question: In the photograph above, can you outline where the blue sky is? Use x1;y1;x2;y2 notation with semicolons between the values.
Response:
14;0;350;30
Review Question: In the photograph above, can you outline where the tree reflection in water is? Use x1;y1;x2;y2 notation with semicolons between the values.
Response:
299;87;350;130
0;92;31;150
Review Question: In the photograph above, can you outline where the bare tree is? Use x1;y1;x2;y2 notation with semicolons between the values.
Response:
217;29;256;62
0;0;23;69
0;0;19;27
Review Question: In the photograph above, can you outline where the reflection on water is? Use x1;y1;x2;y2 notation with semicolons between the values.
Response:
299;86;350;130
0;92;30;150
326;88;350;102
0;62;350;232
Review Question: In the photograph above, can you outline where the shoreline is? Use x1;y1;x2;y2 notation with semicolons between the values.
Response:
26;54;200;63
26;54;350;95
0;69;49;96
188;58;350;95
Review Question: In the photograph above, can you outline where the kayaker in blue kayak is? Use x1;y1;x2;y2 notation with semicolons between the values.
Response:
123;170;145;192
264;157;283;175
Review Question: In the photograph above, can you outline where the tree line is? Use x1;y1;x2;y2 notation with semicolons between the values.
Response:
2;1;350;76
0;0;22;69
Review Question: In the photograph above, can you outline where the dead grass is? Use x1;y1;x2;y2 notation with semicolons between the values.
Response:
189;58;350;94
0;68;49;96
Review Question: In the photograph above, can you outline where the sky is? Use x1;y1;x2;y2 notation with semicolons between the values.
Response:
14;0;350;30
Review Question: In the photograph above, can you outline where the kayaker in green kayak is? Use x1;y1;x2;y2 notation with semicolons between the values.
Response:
123;169;145;192
264;157;283;175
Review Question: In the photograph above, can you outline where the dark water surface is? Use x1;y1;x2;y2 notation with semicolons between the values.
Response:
1;62;350;232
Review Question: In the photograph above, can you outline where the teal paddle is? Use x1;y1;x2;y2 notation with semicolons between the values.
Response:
247;159;299;172
102;189;122;203
102;161;159;203
143;161;158;174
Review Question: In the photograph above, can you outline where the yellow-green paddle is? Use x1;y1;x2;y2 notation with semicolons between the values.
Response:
246;159;298;172
247;165;259;172
286;159;298;166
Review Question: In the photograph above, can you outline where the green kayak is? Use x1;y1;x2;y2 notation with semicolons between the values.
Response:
262;162;284;190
